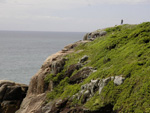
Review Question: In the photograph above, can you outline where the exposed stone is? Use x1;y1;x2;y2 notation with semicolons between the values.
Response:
16;93;46;113
83;30;107;41
0;84;7;100
65;63;82;78
99;31;107;36
83;33;92;41
83;33;89;40
90;79;99;96
80;55;89;63
0;80;28;113
55;99;68;108
99;77;111;94
114;75;125;85
41;102;53;113
91;31;107;38
69;67;95;84
81;90;91;104
51;58;67;74
73;75;126;103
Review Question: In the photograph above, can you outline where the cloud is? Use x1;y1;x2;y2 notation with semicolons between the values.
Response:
99;0;149;4
0;0;149;31
3;0;150;9
0;0;6;3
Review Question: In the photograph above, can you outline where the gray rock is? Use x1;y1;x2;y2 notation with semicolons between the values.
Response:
91;31;107;39
111;76;115;81
98;77;111;94
103;77;111;86
77;90;84;100
80;55;88;63
0;80;28;113
98;80;105;94
114;76;125;85
83;30;107;41
51;58;66;74
81;90;91;103
83;33;92;40
99;31;107;36
0;80;15;87
65;63;82;78
90;79;99;96
72;75;126;103
81;84;87;90
41;102;53;113
83;33;89;40
69;67;94;84
0;84;7;100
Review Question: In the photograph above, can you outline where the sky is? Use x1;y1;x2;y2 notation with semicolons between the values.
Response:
0;0;150;32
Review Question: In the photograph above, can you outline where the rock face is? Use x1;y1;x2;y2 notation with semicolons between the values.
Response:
73;75;126;104
39;98;90;113
16;40;89;113
83;30;107;41
79;55;89;63
69;67;96;84
65;63;82;78
113;76;125;85
0;80;28;113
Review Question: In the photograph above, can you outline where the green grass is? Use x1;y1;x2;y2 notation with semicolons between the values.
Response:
45;22;150;112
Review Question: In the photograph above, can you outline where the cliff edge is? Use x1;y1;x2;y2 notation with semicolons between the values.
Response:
17;22;150;113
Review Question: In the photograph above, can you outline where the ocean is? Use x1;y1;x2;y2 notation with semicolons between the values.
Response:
0;31;85;85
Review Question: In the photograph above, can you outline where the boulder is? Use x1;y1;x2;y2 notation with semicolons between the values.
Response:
65;63;82;78
73;75;125;103
55;99;68;108
99;31;107;36
83;33;94;40
41;102;53;113
83;33;89;40
69;67;95;84
90;79;99;96
79;55;89;63
51;58;67;74
114;75;125;85
81;90;91;104
83;30;107;41
91;31;107;39
98;77;111;94
0;80;28;113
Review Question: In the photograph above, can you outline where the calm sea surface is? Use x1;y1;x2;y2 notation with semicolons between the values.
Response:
0;31;85;85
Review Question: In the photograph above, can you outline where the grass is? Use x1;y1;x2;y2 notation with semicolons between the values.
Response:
45;22;150;112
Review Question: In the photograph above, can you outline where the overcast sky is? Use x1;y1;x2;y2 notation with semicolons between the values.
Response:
0;0;149;32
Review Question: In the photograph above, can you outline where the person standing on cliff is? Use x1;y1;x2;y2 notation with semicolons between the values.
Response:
121;19;123;25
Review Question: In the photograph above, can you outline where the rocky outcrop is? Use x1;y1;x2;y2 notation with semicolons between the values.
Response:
51;58;67;75
69;67;97;84
65;63;82;78
39;98;90;113
72;75;126;104
16;40;89;113
83;30;107;41
113;76;125;85
0;80;28;113
79;55;89;63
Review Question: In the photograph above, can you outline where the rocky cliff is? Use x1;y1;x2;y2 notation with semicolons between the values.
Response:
16;22;150;113
0;80;28;113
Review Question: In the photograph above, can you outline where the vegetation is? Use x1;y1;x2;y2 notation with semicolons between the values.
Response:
45;22;150;112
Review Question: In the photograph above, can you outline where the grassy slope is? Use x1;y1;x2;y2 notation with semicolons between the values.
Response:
45;22;150;112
